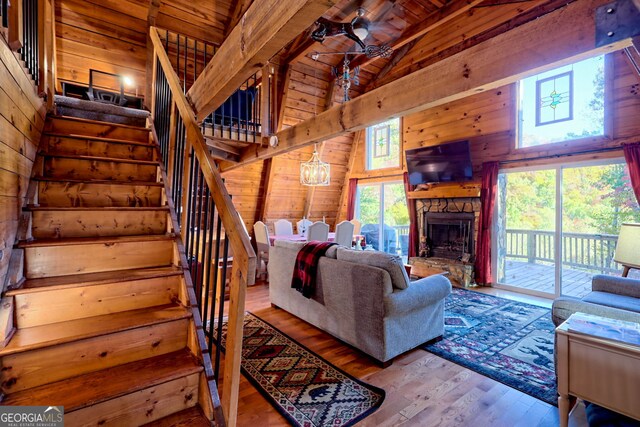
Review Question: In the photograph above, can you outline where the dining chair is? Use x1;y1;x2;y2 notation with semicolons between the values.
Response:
274;219;293;236
334;220;355;247
253;221;271;280
307;221;329;242
350;218;362;235
297;218;313;236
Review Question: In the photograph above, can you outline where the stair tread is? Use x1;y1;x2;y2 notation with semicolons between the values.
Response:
18;234;174;248
2;349;202;412
142;405;211;427
43;153;159;165
50;115;151;131
26;206;169;211
33;176;164;186
6;266;182;295
0;304;191;356
44;132;154;147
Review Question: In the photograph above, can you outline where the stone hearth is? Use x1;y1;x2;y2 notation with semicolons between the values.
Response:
410;257;475;287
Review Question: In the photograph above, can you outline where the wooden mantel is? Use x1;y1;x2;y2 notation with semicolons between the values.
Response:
408;181;481;199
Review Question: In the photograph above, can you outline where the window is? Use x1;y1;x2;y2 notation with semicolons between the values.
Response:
517;56;605;148
366;118;401;170
355;181;409;261
494;159;640;298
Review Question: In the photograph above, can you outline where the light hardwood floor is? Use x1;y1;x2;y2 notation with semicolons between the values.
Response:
232;283;588;427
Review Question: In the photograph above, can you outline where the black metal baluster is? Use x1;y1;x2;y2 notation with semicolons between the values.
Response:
1;0;8;29
214;235;230;382
202;193;215;339
208;212;223;354
193;168;204;307
184;146;195;256
187;151;199;264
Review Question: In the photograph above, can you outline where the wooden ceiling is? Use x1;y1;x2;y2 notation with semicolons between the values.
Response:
53;0;636;233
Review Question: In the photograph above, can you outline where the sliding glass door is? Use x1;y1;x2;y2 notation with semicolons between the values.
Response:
494;160;640;297
355;181;409;260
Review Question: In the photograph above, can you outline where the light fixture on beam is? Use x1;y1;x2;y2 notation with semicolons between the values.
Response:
300;144;330;186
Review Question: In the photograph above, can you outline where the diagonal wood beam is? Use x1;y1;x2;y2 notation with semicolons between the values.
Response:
187;0;335;121
349;0;484;71
224;0;633;171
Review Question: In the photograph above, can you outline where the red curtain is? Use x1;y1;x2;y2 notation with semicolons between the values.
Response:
475;162;500;285
346;178;358;221
403;172;418;258
624;143;640;204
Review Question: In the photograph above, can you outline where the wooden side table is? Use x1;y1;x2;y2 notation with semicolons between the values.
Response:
556;313;640;427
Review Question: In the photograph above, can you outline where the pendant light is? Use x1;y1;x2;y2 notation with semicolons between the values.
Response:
300;143;330;186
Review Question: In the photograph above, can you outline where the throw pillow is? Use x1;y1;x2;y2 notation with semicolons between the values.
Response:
274;240;307;251
336;247;410;289
325;245;338;259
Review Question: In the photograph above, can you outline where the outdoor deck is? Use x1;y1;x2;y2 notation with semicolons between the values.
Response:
503;260;640;298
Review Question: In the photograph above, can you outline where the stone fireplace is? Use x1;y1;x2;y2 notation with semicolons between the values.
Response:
410;198;480;287
423;212;475;261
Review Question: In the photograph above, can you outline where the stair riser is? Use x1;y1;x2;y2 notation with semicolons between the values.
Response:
47;118;150;143
24;239;174;278
14;276;181;328
37;181;163;208
43;157;158;182
46;137;155;161
31;210;169;238
66;373;199;426
0;318;189;393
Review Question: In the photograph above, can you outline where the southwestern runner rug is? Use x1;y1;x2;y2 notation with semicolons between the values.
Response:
218;312;385;426
423;288;557;405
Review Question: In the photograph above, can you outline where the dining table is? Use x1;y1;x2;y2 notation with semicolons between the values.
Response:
269;233;364;246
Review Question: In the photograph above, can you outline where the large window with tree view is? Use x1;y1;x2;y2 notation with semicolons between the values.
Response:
494;160;640;298
355;181;409;261
517;55;605;148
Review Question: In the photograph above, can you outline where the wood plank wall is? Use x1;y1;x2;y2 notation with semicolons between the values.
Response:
224;61;355;231
55;0;229;97
337;50;640;223
0;35;46;286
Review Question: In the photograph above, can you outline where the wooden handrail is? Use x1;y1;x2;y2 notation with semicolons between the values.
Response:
149;26;256;427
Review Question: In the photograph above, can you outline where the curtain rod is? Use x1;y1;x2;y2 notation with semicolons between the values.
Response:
498;145;624;165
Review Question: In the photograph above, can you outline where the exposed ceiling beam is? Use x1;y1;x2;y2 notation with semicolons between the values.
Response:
348;0;484;71
187;0;335;120
374;0;575;88
224;0;632;171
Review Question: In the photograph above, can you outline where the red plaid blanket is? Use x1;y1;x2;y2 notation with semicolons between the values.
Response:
291;241;337;298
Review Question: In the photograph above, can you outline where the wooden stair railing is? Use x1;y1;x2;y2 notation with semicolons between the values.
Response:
149;26;257;427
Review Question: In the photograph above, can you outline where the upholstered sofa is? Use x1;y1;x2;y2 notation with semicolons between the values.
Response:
551;274;640;326
268;241;451;364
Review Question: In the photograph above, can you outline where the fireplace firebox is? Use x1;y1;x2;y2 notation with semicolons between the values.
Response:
423;212;475;261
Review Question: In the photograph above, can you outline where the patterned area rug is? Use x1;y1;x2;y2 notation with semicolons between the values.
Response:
423;288;557;405
219;312;385;426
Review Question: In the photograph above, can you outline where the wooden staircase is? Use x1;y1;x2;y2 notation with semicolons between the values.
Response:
0;115;218;426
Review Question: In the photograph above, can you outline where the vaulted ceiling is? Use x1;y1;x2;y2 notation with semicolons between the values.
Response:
54;0;637;232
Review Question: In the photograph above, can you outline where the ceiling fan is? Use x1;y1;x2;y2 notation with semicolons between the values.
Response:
310;7;393;59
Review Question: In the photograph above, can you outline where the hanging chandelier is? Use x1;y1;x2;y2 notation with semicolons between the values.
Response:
300;144;330;186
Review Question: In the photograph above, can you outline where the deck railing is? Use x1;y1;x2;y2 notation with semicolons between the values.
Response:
150;27;256;427
505;229;621;274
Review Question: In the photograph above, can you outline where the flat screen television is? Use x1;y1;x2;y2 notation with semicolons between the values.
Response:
405;140;473;185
